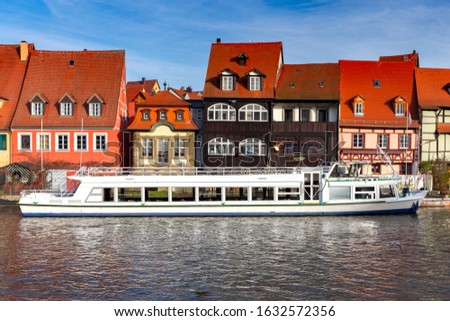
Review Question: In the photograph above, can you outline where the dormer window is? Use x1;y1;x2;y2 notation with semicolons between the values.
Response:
58;94;75;116
87;94;104;116
159;110;167;121
219;69;237;91
29;94;47;116
237;52;249;66
246;69;265;91
142;110;150;121
444;83;450;95
352;95;365;116
176;111;184;121
394;96;406;116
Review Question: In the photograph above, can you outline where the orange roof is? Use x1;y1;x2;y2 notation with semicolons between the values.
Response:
276;63;339;100
127;90;198;131
127;78;160;102
415;68;450;110
437;124;450;133
11;49;125;128
379;51;419;66
170;87;203;101
203;41;283;98
0;43;34;129
340;60;419;128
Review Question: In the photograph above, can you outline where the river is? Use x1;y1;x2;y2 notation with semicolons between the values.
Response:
0;206;448;300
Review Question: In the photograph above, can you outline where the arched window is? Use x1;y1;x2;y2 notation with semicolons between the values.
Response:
239;138;266;156
238;104;268;122
207;104;236;121
208;138;235;155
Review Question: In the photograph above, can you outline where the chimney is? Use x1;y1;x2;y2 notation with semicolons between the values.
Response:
141;77;146;85
20;41;29;62
216;38;221;43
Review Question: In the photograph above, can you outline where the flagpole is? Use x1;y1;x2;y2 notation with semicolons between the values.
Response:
40;117;44;172
79;118;83;171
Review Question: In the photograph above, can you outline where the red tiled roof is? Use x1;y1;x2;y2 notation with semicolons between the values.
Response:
0;43;34;129
379;51;419;66
415;68;450;110
11;49;125;128
127;79;160;102
340;60;419;128
276;63;339;100
203;41;283;98
127;90;198;131
170;87;203;101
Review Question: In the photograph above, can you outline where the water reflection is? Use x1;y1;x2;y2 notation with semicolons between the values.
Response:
0;206;449;300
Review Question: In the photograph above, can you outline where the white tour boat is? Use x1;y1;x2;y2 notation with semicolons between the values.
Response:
19;162;427;217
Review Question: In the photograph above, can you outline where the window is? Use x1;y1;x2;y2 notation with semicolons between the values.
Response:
378;134;389;149
207;104;236;121
238;104;268;122
355;102;364;115
142;110;150;121
37;133;50;151
208;138;235;156
400;134;410;149
284;109;293;122
373;79;381;88
159;110;167;121
353;134;364;148
395;102;406;116
284;141;298;155
18;133;32;151
221;76;234;91
157;138;169;164
196;109;202;121
318;109;327;122
60;102;73;116
141;138;153;157
249;76;261;91
239;138;266;156
174;138;187;157
75;133;88;151
31;102;44;116
302;142;322;155
89;102;102;116
0;134;6;151
355;186;375;200
176;111;184;121
94;134;107;151
301;109;310;122
380;185;396;198
56;134;69;151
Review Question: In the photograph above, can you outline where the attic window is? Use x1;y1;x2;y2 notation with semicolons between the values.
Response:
58;94;76;116
444;83;450;95
289;83;296;88
29;94;47;116
394;97;406;116
69;60;75;66
219;69;237;91
237;52;248;66
246;69;265;91
352;96;365;116
373;79;381;88
142;110;150;121
318;81;325;88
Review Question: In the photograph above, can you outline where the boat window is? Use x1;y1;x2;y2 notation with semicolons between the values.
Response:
225;187;248;201
329;186;351;200
278;187;300;200
85;188;104;202
145;187;168;202
251;187;274;201
118;188;141;202
354;186;375;200
172;187;195;202
199;187;221;201
380;185;396;198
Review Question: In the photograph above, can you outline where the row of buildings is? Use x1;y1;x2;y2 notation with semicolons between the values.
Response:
1;40;450;176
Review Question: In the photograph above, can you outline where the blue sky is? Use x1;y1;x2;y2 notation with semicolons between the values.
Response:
1;0;450;90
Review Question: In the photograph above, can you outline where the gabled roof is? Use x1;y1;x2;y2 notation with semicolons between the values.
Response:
127;90;197;131
339;60;419;128
276;63;339;100
127;78;160;102
203;41;283;98
11;49;125;128
169;87;203;101
0;43;34;129
415;68;450;110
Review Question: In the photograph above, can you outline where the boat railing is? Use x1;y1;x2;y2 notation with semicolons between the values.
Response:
77;166;305;177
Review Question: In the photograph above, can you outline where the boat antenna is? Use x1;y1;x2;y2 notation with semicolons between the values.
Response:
376;144;399;178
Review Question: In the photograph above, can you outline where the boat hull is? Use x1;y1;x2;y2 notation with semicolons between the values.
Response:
20;192;426;217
